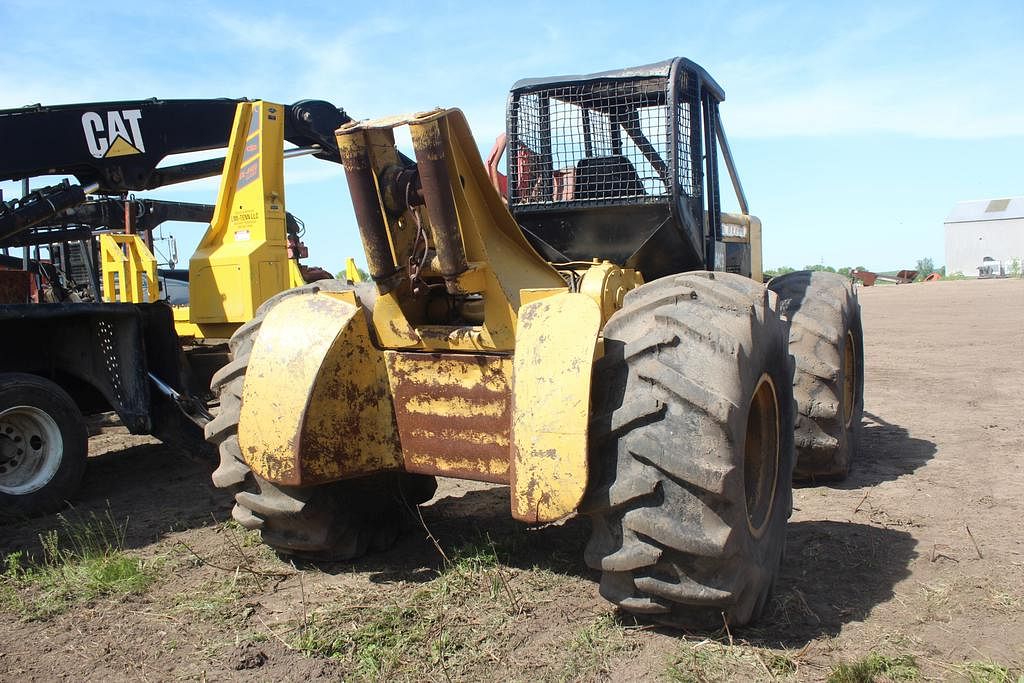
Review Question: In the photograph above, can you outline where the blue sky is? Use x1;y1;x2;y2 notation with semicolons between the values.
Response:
3;0;1022;273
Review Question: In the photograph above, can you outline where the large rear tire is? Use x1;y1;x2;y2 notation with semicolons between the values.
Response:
583;272;795;628
768;271;863;480
204;281;436;560
0;373;88;517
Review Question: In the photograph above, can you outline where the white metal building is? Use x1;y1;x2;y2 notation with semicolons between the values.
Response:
944;197;1024;276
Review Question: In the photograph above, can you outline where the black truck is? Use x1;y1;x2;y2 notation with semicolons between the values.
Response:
0;97;348;516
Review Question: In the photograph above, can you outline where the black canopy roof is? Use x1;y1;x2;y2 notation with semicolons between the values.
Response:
510;57;725;102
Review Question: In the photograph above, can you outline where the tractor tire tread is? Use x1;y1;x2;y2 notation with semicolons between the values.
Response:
584;271;795;628
768;271;864;480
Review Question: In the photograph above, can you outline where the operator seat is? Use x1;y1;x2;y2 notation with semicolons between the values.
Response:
574;155;644;200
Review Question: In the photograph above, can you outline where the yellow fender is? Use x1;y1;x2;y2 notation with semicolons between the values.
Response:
238;289;402;485
511;292;602;523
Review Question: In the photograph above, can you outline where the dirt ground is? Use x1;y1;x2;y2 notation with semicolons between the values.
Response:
1;278;1022;681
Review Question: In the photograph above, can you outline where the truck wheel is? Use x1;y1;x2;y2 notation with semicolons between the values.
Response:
768;271;863;480
204;281;436;561
583;272;795;628
0;373;88;517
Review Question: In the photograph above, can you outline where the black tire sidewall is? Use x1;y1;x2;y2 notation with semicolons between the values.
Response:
0;374;88;517
737;309;795;609
843;295;865;460
830;291;864;476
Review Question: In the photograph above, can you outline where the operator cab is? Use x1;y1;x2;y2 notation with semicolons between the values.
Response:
505;57;752;281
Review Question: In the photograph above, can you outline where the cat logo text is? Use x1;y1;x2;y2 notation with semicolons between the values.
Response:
81;110;146;159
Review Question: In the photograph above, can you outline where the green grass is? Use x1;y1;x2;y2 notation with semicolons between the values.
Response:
952;661;1024;683
559;613;636;680
283;533;623;679
827;653;920;683
294;604;425;675
665;640;799;682
172;577;245;622
290;535;515;677
0;554;26;613
219;518;267;549
0;511;154;619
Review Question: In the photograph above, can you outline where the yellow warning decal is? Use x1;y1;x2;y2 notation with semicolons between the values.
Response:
104;136;142;158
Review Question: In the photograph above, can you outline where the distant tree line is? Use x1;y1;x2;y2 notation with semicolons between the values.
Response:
344;260;983;284
763;258;950;282
762;264;867;279
335;265;371;282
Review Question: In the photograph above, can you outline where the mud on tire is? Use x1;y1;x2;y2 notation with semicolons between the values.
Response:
204;280;436;561
768;270;864;480
583;271;795;628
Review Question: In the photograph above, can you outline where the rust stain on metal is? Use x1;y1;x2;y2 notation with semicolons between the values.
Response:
298;294;403;483
385;351;512;483
239;291;402;486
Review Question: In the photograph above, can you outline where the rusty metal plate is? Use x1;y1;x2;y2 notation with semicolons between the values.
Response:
0;270;32;304
385;351;512;483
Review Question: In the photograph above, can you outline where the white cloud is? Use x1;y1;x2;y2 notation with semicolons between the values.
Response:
715;6;1024;140
723;64;1024;139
